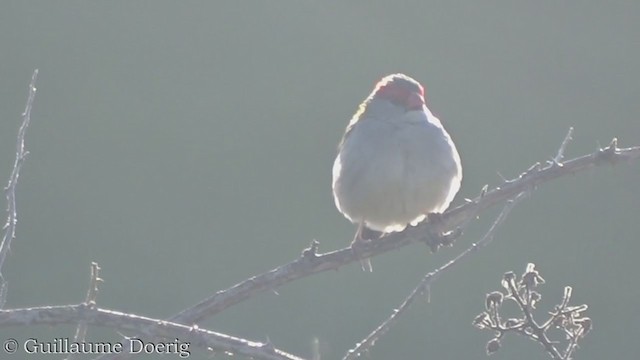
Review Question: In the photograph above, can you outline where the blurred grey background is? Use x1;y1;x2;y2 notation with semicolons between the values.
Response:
1;1;639;359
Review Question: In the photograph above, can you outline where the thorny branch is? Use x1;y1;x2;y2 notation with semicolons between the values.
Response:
159;133;639;328
0;71;304;360
0;69;38;307
98;129;640;360
0;72;637;360
0;304;304;360
343;192;528;360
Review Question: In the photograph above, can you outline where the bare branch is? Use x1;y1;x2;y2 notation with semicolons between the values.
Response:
66;262;103;360
43;129;640;360
164;137;640;327
0;304;304;360
344;191;528;360
0;69;39;306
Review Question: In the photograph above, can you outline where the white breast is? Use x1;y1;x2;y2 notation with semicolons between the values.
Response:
332;108;461;232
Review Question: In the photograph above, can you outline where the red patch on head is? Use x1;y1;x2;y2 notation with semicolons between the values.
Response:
377;82;425;110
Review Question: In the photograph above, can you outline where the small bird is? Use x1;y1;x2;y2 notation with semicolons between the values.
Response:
332;74;462;270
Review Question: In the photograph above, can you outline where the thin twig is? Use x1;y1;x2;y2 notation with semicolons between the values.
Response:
0;69;39;307
66;262;102;360
505;278;562;359
344;191;528;360
554;127;574;163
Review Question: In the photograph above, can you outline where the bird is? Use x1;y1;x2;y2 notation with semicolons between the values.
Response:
332;73;462;271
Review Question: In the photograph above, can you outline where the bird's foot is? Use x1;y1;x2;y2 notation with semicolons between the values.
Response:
351;224;379;272
424;212;450;252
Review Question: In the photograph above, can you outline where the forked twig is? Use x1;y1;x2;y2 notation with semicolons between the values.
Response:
0;69;39;307
344;128;575;359
475;264;590;359
344;191;528;360
66;262;103;360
